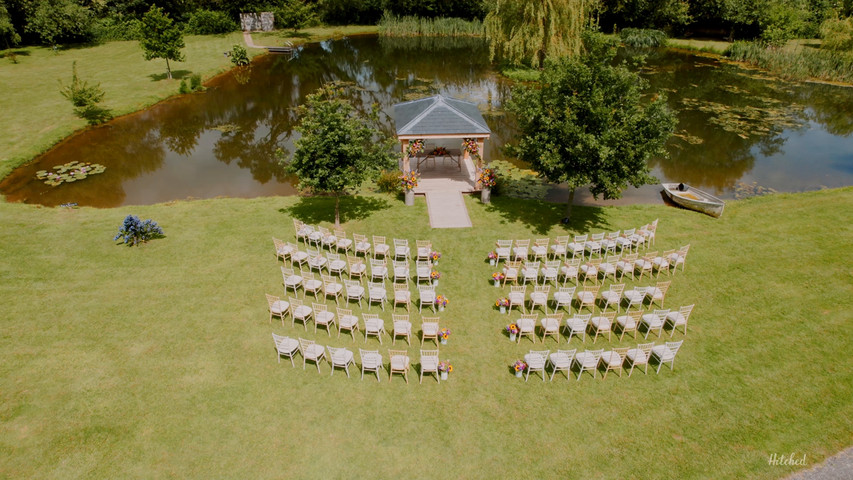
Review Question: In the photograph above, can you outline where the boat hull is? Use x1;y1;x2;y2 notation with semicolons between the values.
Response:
662;183;725;218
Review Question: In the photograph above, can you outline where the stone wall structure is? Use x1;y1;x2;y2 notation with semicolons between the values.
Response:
240;12;274;32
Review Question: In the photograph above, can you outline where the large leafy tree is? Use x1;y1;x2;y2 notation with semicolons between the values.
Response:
506;34;676;223
0;0;20;48
286;83;396;226
139;5;184;80
484;0;588;68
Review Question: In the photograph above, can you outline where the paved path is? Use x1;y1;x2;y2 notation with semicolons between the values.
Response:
785;446;853;480
424;190;472;228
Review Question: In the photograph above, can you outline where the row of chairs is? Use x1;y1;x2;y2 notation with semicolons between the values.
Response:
277;244;440;283
501;245;688;288
522;339;683;382
512;305;693;344
505;281;672;315
494;220;659;264
272;334;445;384
267;295;445;344
278;270;441;312
288;220;438;262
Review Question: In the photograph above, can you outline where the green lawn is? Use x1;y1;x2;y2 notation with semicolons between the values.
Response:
1;188;851;478
0;26;379;182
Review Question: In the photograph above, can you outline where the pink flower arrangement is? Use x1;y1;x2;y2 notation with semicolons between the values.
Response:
487;251;498;260
407;139;425;157
513;360;527;372
492;272;505;281
462;138;480;157
506;323;519;335
496;298;510;307
435;295;449;308
438;360;453;373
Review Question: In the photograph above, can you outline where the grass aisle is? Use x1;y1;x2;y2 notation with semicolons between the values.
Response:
0;188;851;478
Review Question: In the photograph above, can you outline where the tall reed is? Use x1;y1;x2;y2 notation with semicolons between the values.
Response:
379;12;484;37
725;41;853;84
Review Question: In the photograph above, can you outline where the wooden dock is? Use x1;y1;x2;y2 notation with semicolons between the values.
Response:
407;155;478;228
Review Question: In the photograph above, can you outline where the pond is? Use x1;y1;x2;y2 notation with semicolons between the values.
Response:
2;35;852;208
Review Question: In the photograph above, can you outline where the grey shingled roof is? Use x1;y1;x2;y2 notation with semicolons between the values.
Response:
393;95;491;137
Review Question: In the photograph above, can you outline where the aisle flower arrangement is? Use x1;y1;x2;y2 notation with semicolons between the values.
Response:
513;360;527;374
506;324;519;335
400;171;420;190
438;361;453;373
439;327;451;340
487;251;498;265
430;270;441;280
462;138;479;157
478;168;497;188
430;251;442;264
491;272;505;286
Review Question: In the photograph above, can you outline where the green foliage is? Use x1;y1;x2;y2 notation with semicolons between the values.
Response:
620;27;668;47
376;169;403;193
505;33;676;220
0;0;20;47
179;73;204;93
230;43;249;66
317;0;384;25
725;39;853;83
500;66;541;82
820;17;853;51
59;61;111;125
24;0;95;46
379;12;484;37
759;1;808;46
484;0;587;68
139;5;185;79
92;16;141;42
285;83;397;224
185;9;237;35
178;78;189;93
600;0;691;31
385;0;487;19
489;159;548;199
272;0;318;31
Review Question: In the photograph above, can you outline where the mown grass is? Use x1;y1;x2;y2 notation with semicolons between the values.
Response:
1;188;851;478
378;13;484;37
0;26;378;183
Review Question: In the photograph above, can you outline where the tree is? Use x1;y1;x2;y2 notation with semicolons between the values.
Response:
484;0;588;68
505;34;676;223
139;5;184;80
285;83;396;226
24;0;94;46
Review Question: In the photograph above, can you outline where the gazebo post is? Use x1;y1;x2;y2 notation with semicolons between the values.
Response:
476;138;486;167
401;139;410;172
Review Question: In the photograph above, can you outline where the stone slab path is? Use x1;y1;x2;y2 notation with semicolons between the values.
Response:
424;190;472;228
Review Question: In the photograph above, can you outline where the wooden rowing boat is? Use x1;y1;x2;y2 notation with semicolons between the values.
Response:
661;183;725;218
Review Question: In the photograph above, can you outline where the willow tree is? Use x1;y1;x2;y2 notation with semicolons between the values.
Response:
484;0;588;68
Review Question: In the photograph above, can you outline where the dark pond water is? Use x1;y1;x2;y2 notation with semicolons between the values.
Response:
2;35;852;207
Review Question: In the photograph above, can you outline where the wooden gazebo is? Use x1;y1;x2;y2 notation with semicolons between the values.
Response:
393;95;492;173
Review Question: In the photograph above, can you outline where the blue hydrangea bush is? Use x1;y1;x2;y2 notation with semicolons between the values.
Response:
114;215;164;246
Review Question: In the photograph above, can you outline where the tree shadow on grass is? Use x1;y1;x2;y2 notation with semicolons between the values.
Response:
148;70;192;81
484;196;609;235
279;195;393;224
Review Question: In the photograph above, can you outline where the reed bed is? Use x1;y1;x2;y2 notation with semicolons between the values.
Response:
379;13;484;37
725;41;853;84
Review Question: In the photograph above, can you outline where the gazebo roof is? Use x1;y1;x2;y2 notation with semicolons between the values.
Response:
393;95;491;138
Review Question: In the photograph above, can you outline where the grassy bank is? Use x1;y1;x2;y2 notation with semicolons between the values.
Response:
0;26;378;182
378;13;484;37
1;188;851;478
725;40;853;84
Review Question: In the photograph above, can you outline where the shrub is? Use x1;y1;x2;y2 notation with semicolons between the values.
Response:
318;0;383;25
376;170;403;193
185;9;237;35
114;215;164;246
379;12;484;37
619;28;668;48
273;0;318;30
190;73;202;91
230;44;250;66
820;17;853;52
59;61;112;125
179;79;189;93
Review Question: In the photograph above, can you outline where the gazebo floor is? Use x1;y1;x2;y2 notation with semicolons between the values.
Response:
401;156;479;228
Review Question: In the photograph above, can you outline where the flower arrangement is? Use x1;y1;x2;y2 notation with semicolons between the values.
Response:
512;360;528;372
430;270;441;280
492;272;505;282
438;360;453;373
506;324;519;335
462;138;480;157
488;251;498;260
478;168;497;188
400;171;420;190
430;251;442;262
496;298;510;307
431;146;448;156
435;295;449;308
439;327;451;339
407;139;425;157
